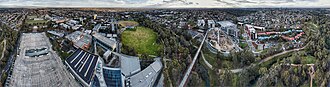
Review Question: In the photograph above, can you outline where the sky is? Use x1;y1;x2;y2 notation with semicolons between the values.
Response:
0;0;329;8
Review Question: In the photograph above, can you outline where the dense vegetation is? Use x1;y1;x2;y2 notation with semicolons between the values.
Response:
205;15;330;87
133;10;330;87
133;14;193;86
0;21;19;84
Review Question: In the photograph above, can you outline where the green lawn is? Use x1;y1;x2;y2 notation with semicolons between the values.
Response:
27;15;38;19
26;20;48;25
121;26;161;56
118;21;139;28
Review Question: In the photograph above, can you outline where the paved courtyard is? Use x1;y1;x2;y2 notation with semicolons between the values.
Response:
8;33;79;87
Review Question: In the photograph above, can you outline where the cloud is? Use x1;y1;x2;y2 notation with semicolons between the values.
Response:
0;0;328;8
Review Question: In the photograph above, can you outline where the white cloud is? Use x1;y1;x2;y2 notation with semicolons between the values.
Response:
0;0;329;8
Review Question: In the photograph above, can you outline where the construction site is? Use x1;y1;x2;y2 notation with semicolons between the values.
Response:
206;28;239;54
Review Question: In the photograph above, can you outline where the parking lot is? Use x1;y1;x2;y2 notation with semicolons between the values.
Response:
7;33;79;87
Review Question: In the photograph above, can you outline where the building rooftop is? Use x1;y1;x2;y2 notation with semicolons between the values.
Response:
65;31;92;50
208;20;215;24
93;33;117;50
93;24;102;31
65;49;99;86
119;53;141;77
217;21;235;27
9;33;79;87
127;59;162;87
245;24;256;31
47;30;64;37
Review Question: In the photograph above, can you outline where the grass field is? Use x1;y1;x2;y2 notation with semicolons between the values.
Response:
121;26;161;56
118;21;139;28
25;15;48;25
25;20;48;25
27;16;38;19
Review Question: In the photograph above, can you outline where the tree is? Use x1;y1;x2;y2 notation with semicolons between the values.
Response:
219;69;233;86
259;67;268;75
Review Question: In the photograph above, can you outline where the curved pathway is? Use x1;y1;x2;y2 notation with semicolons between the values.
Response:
215;44;308;73
181;27;309;86
258;45;306;65
0;39;6;60
201;51;213;69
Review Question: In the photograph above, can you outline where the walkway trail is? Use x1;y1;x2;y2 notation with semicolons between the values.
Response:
216;44;308;73
0;39;6;60
201;51;213;69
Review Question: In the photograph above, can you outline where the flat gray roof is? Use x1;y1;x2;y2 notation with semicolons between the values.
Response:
65;31;92;49
93;33;117;50
217;21;236;27
9;33;79;87
127;59;162;87
119;53;141;77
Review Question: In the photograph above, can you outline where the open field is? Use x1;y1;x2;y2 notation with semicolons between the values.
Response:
25;20;48;25
25;15;48;25
121;26;161;56
118;21;139;28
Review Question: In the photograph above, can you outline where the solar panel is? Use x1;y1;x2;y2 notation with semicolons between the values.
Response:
66;49;81;62
65;49;99;86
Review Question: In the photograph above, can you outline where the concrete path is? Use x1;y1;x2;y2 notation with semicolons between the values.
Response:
0;39;6;60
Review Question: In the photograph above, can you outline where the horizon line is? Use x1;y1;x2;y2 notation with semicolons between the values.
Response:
0;6;329;9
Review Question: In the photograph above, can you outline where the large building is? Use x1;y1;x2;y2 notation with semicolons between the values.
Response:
217;21;240;38
65;49;162;87
126;59;162;87
92;60;124;87
65;31;92;50
197;19;205;27
207;20;216;28
92;59;125;87
112;52;163;87
245;24;257;40
65;49;99;86
93;33;117;51
102;67;124;87
93;24;102;32
119;54;141;77
8;33;79;87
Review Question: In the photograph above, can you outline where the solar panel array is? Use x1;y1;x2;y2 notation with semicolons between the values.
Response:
103;68;122;87
66;49;99;85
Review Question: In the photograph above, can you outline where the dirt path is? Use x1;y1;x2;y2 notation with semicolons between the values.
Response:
258;45;306;65
201;51;213;69
0;39;6;60
215;44;307;73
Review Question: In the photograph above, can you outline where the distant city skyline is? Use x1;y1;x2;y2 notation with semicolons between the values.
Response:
0;0;329;8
